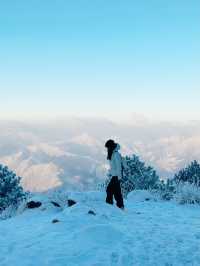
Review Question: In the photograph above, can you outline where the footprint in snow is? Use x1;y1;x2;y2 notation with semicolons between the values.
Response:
195;233;200;239
111;251;119;265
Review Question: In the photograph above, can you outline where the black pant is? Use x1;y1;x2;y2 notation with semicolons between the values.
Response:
106;176;124;208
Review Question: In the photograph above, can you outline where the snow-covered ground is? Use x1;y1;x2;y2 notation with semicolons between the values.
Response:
1;191;200;266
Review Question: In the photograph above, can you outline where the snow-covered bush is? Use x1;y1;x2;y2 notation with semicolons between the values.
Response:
0;165;28;213
122;155;160;191
155;179;176;201
155;178;200;205
154;161;200;204
154;161;200;202
174;160;200;186
175;182;200;204
0;199;27;220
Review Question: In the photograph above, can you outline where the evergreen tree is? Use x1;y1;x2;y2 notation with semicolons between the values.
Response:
0;165;28;212
173;160;200;186
121;155;160;193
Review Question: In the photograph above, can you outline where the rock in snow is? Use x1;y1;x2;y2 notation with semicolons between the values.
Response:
51;201;61;208
67;199;77;207
52;219;60;224
26;201;42;209
88;210;96;216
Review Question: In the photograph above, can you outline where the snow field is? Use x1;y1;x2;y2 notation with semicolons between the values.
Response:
0;191;200;266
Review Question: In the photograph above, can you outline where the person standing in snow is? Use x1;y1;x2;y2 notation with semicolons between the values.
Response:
105;139;124;209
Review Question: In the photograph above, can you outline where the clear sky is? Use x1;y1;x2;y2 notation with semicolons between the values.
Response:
0;0;199;121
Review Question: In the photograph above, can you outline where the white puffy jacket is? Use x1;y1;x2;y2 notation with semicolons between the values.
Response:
109;144;123;180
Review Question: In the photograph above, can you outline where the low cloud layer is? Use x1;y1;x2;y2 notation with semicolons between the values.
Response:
0;117;199;192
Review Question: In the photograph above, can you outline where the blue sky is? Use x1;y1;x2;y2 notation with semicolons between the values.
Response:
0;0;199;121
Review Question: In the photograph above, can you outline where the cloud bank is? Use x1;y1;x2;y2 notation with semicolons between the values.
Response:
0;116;199;191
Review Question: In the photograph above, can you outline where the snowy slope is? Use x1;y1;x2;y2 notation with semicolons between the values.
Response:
1;191;200;266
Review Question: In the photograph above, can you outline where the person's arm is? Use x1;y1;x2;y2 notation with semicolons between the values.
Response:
114;152;122;179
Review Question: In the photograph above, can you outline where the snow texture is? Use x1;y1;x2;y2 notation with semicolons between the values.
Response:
1;190;200;266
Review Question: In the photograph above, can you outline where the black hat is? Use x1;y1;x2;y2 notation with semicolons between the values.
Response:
105;139;116;148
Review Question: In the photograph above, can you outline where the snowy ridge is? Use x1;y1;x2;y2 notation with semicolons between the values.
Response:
1;190;200;266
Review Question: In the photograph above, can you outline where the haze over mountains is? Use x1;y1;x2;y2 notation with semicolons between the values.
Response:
0;116;199;192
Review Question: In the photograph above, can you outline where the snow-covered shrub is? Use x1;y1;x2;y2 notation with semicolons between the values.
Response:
154;161;200;202
155;161;200;204
122;155;160;191
174;160;200;186
99;155;160;198
120;179;135;198
155;179;176;201
0;165;28;213
175;182;200;204
0;199;27;220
